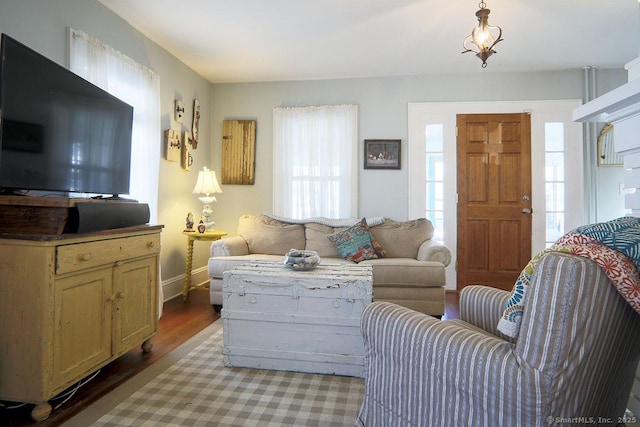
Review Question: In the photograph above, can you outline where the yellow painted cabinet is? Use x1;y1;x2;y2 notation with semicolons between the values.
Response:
113;257;158;355
53;268;113;391
0;226;162;421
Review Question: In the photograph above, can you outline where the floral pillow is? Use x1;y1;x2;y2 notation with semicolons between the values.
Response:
327;218;386;263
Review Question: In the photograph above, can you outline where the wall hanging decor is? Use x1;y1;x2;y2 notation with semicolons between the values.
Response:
175;100;185;123
222;119;256;184
165;129;181;162
597;123;623;166
191;99;200;149
364;139;401;169
181;131;193;170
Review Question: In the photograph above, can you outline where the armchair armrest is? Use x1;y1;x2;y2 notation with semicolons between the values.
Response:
460;285;513;340
359;301;518;426
210;235;249;257
416;239;451;266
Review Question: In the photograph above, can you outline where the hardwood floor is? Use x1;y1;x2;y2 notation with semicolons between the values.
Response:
0;289;460;427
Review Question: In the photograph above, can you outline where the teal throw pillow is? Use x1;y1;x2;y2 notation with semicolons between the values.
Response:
327;218;385;263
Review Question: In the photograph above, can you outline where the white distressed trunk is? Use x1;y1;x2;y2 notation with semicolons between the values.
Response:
222;262;373;377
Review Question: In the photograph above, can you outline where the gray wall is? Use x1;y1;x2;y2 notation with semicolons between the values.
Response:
0;0;214;297
0;0;630;299
210;70;628;234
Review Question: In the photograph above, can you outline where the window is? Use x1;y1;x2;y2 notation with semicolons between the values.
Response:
273;105;358;219
545;122;565;247
425;124;445;241
69;28;161;223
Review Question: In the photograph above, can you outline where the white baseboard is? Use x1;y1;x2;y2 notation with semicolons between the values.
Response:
162;266;210;301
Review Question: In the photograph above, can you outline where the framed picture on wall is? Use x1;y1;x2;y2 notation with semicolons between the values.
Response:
364;139;401;169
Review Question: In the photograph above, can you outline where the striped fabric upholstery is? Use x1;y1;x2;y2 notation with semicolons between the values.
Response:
356;253;640;427
459;285;514;342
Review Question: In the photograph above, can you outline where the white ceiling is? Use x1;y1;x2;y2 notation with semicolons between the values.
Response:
99;0;640;84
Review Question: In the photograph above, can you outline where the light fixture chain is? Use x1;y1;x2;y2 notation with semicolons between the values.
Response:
478;1;487;9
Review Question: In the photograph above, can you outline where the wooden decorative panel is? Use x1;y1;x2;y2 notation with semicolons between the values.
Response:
114;258;158;354
499;122;520;143
222;120;256;185
467;154;489;202
499;154;520;203
54;269;112;387
468;123;488;144
468;220;489;271
497;220;522;272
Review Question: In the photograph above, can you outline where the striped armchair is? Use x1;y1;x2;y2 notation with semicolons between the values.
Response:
357;252;640;427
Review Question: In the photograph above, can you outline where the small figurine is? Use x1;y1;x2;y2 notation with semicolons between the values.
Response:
197;217;206;233
184;212;195;232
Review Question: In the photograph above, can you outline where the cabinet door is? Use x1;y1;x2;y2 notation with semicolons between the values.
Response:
113;257;158;356
53;269;112;390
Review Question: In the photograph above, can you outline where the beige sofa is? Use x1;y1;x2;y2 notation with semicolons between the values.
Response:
207;214;451;315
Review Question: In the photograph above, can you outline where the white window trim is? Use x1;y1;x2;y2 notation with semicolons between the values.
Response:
408;100;583;290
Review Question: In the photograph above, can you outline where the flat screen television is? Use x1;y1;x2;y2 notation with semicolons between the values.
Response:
0;34;133;196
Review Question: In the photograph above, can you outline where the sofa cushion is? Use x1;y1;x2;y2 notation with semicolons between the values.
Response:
360;258;446;287
327;218;385;263
237;214;305;255
305;223;344;258
370;218;434;258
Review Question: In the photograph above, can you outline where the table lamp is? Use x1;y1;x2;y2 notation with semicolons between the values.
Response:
192;166;222;229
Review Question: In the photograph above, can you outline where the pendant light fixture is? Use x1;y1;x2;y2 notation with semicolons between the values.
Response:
462;1;503;68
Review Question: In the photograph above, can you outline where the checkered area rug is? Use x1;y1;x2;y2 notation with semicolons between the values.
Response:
92;326;364;426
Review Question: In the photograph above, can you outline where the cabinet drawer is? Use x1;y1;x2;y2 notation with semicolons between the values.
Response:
56;234;160;275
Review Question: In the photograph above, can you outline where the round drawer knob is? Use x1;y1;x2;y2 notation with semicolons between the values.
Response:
80;253;91;261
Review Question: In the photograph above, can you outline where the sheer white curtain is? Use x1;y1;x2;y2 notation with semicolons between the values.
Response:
68;28;160;224
273;105;358;219
69;28;163;316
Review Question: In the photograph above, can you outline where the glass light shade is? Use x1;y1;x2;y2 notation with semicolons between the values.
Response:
462;4;503;68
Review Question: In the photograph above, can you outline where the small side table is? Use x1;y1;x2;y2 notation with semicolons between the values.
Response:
182;230;228;300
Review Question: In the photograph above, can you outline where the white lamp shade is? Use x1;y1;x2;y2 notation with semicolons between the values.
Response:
192;167;222;195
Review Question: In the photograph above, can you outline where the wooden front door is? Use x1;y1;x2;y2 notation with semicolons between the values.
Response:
456;113;532;291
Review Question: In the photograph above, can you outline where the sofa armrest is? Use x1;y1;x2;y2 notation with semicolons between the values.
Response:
210;235;249;257
416;239;451;266
460;285;513;339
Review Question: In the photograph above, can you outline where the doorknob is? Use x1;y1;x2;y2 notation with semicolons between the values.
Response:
522;208;532;214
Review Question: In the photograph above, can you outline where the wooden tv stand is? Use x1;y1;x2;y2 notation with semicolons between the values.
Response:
0;225;162;421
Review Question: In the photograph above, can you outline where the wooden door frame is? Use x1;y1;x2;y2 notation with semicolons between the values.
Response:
407;100;584;291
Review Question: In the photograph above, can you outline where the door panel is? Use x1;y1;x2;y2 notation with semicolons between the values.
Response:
113;257;158;356
468;220;489;270
497;220;523;271
468;154;489;202
457;113;532;291
500;155;520;202
53;269;112;388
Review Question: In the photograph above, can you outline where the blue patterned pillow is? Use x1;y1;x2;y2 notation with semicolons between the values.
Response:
327;218;383;263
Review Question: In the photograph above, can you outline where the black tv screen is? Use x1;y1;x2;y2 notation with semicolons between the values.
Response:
0;34;133;196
